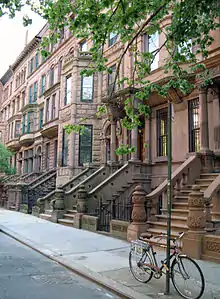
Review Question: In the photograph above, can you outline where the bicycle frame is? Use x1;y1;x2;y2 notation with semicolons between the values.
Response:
139;242;181;275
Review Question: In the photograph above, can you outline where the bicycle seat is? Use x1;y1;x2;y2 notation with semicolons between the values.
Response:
139;233;153;239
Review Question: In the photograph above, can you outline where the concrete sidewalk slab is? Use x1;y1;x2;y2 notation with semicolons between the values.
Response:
0;209;220;299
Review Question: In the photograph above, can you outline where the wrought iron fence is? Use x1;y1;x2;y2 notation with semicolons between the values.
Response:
97;195;133;232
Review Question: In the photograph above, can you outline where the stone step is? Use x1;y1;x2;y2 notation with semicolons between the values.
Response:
200;173;220;180
63;213;75;220
45;209;52;215
58;218;74;227
156;214;187;226
195;178;214;184
145;228;183;249
9;205;16;210
180;189;192;195
197;184;209;191
172;202;188;209
66;209;77;214
174;195;189;202
161;208;189;217
147;220;188;233
39;213;52;221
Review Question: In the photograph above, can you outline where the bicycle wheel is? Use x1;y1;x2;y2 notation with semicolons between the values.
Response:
171;256;205;299
129;249;153;283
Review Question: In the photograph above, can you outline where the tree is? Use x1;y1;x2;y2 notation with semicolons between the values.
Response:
1;0;220;139
0;143;15;175
40;0;220;132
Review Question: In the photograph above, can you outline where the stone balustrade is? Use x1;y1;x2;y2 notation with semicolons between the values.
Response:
146;154;202;220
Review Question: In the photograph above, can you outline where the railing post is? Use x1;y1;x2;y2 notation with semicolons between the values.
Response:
182;185;206;259
127;185;148;242
50;188;65;223
74;185;88;229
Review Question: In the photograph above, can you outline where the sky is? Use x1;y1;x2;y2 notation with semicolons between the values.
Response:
0;7;46;78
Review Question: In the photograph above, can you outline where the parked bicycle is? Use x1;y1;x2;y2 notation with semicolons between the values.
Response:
129;232;205;299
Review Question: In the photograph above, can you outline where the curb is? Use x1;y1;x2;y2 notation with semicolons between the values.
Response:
0;225;152;299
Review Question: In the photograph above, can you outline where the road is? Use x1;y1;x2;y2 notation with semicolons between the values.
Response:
0;233;120;299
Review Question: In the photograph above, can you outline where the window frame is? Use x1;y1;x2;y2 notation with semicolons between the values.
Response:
41;75;46;95
35;53;39;69
15;120;20;138
33;82;38;101
29;86;32;103
156;107;168;157
108;32;117;47
51;94;56;120
62;129;68;166
188;98;200;152
64;75;72;105
49;67;55;87
39;108;44;129
78;125;93;166
80;75;94;102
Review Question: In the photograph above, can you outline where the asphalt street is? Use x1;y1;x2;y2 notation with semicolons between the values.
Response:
0;232;120;299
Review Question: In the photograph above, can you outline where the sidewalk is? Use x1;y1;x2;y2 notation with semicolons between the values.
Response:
0;209;220;299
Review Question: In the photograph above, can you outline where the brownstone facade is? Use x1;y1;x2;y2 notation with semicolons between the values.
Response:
0;18;220;262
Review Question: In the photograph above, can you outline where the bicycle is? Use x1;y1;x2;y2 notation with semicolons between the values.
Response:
129;232;205;299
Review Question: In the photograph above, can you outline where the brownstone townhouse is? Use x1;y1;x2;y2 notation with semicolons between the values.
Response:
0;17;220;262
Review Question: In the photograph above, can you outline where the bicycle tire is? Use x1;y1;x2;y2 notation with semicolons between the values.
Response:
171;255;205;299
129;249;153;283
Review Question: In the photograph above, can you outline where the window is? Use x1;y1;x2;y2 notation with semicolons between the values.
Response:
81;75;93;102
51;94;56;119
33;82;38;101
15;121;20;137
157;108;168;156
22;114;26;134
24;150;28;173
45;143;50;169
49;67;55;87
41;75;46;94
108;65;116;95
46;98;50;122
64;75;71;105
11;122;14;139
108;32;117;47
30;58;34;73
62;129;68;166
39;108;44;129
178;39;193;59
80;41;88;52
35;53;39;68
29;86;32;103
79;125;93;166
188;98;200;152
148;32;159;71
27;112;34;133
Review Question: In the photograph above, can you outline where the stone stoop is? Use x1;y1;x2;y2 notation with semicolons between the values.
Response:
146;172;220;249
57;207;77;227
39;210;53;221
